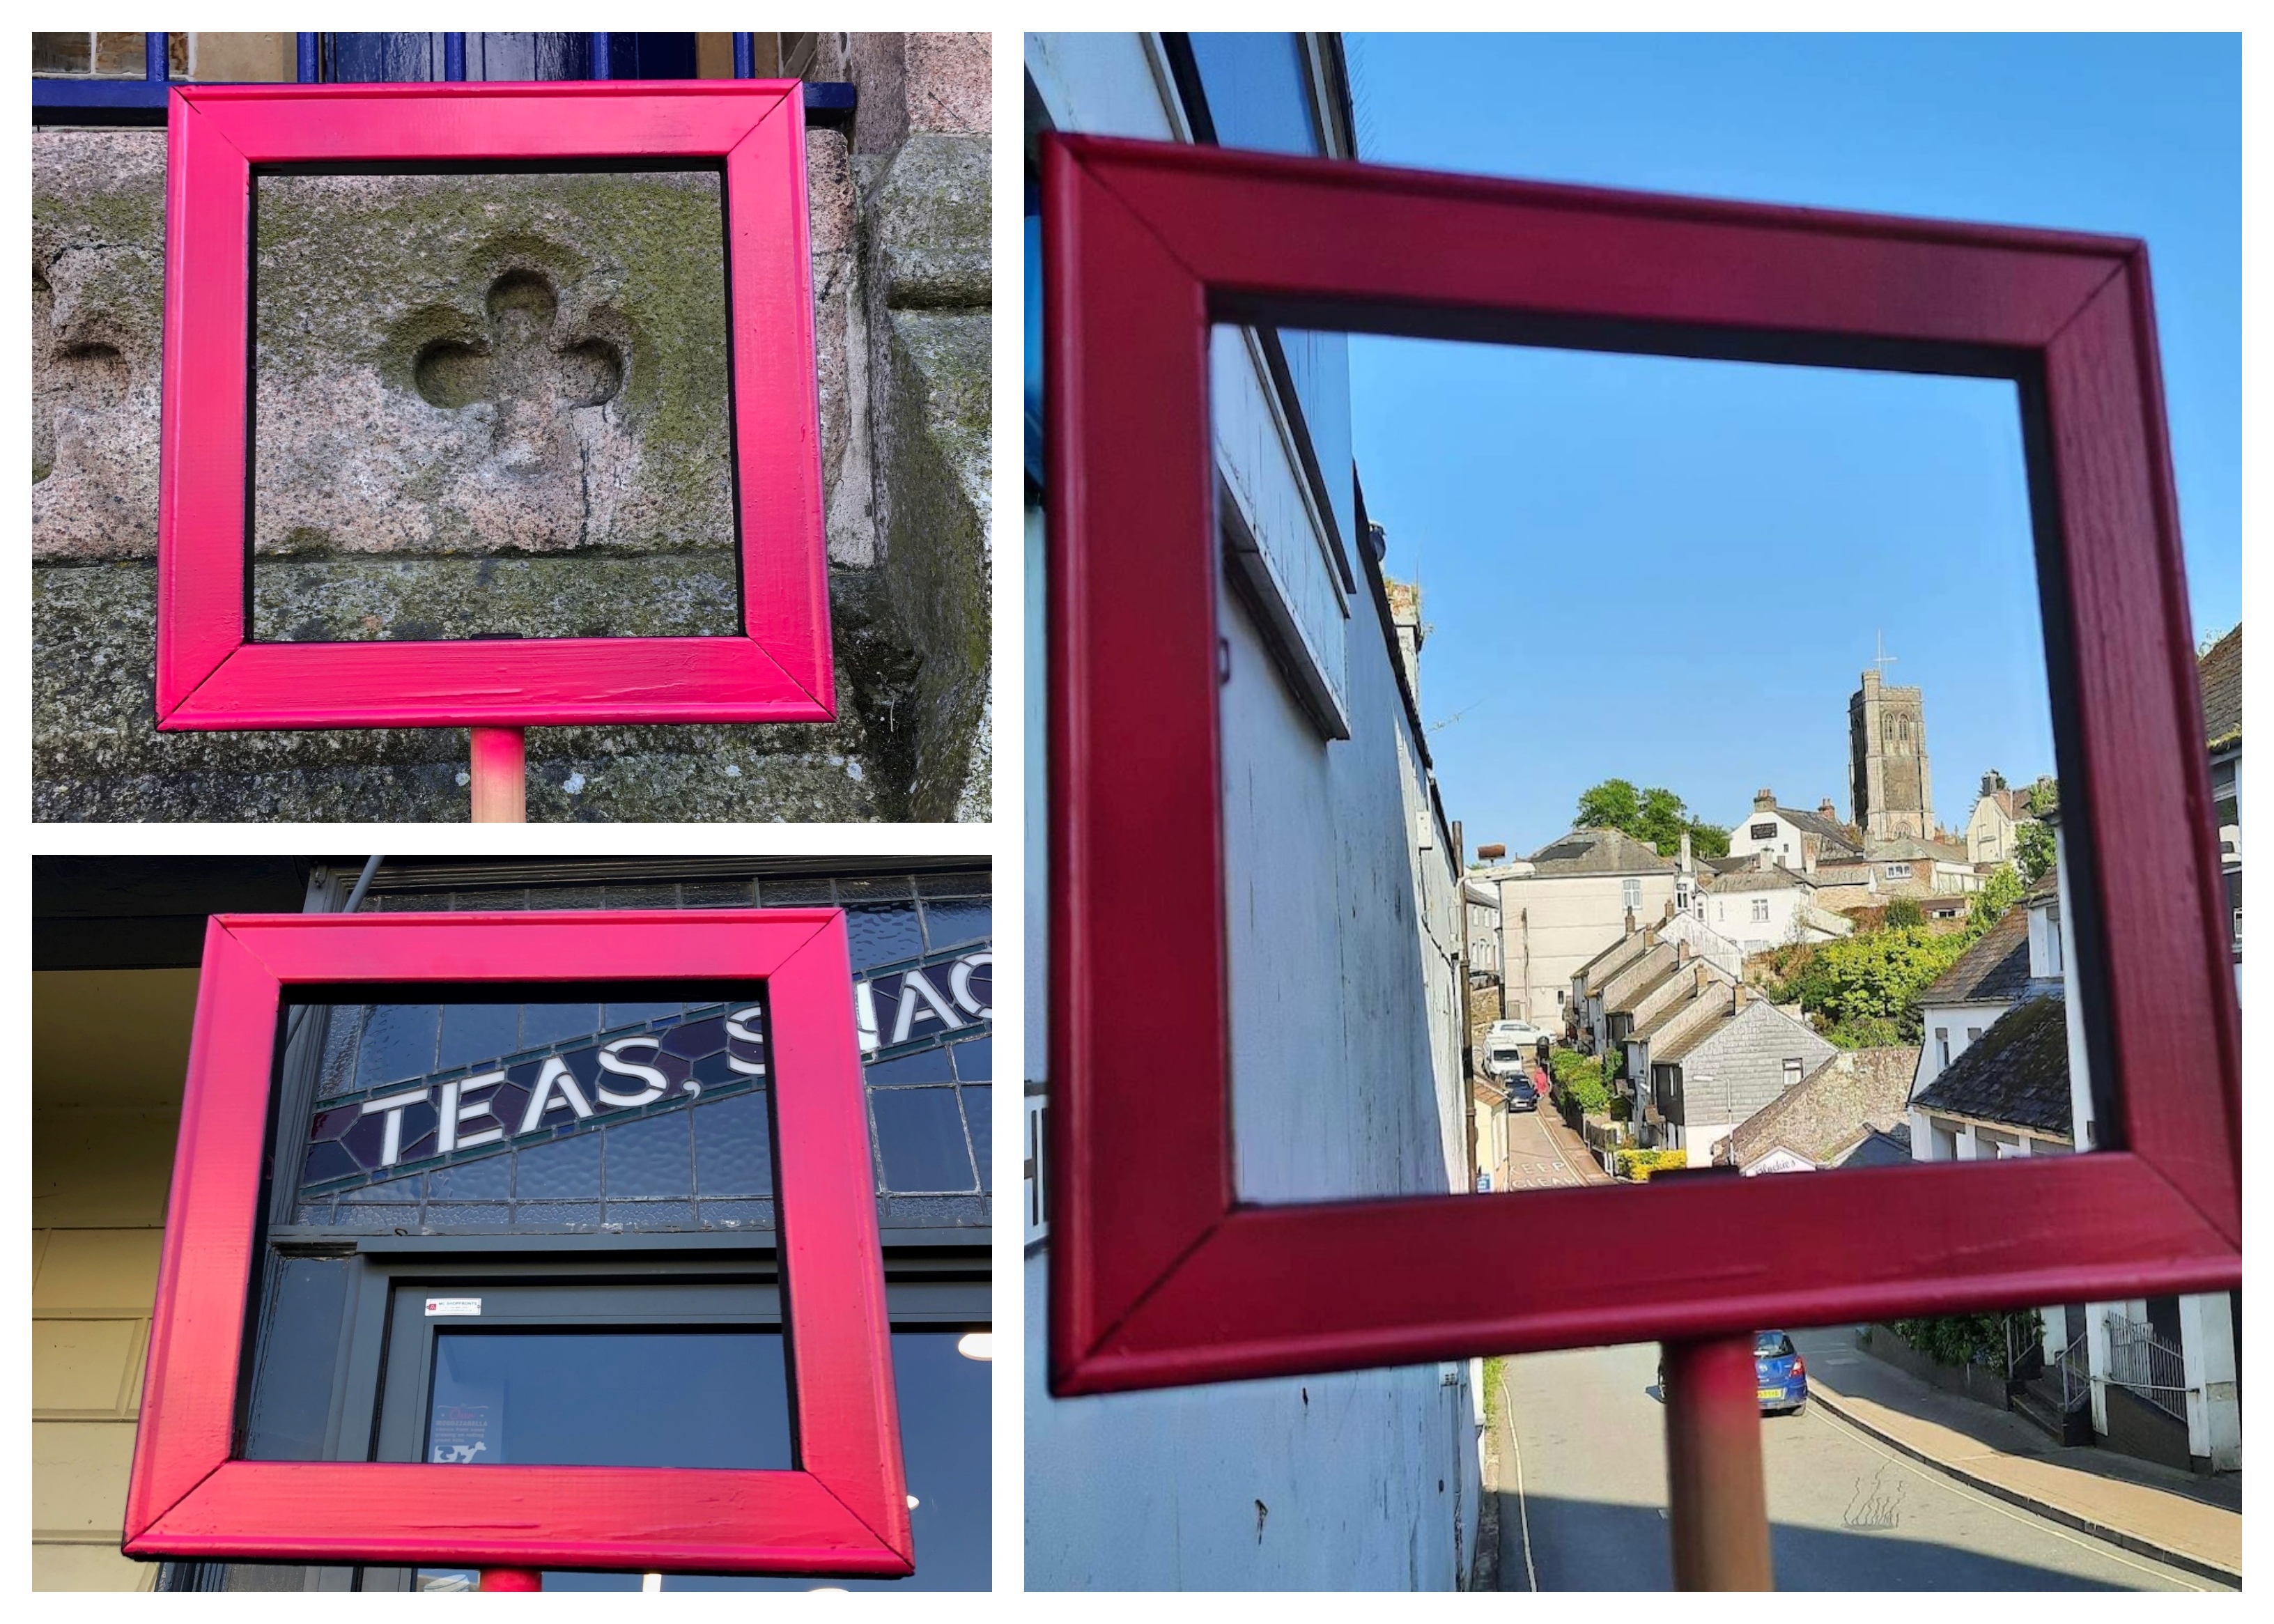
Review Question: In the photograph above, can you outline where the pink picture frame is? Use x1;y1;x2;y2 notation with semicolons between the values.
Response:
157;82;833;730
124;909;911;1577
1044;134;2240;1396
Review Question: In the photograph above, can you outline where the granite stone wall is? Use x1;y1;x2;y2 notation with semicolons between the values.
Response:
32;33;991;823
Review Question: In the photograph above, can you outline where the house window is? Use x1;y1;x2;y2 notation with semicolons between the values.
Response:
1781;1058;1802;1089
1935;1028;1949;1069
1885;863;1912;879
1751;898;1770;924
1622;879;1641;912
2044;904;2064;976
1966;1026;1983;1044
1749;822;1777;842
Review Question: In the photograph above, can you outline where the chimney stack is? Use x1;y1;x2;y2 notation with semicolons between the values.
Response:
1753;788;1776;812
1694;964;1711;996
1756;848;1772;872
1625;908;1636;935
1677;941;1692;965
1680;828;1694;870
1733;982;1752;1014
1662;899;1676;924
1818;798;1836;819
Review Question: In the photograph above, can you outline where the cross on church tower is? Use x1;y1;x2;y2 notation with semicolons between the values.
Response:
1871;630;1897;680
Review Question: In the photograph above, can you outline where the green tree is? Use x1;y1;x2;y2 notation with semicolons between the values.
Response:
1882;897;1924;930
1967;865;2025;934
1575;778;1726;858
1769;927;1971;1042
2016;819;2057;885
2026;773;2059;817
1575;778;1643;833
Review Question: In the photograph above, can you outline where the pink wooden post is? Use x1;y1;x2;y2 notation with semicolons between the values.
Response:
1662;1334;1774;1590
470;727;525;823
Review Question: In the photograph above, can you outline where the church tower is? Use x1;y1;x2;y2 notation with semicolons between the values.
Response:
1848;666;1933;841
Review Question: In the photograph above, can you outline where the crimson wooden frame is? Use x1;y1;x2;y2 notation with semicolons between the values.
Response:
1044;134;2241;1396
156;82;833;730
124;910;911;1576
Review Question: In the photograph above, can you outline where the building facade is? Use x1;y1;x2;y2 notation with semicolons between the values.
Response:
1023;31;1483;1591
1498;828;1678;1027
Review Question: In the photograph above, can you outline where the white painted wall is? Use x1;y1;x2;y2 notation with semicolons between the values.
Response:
1499;870;1678;1024
1024;35;1480;1585
1909;998;2013;1099
1705;883;1822;956
1726;807;1818;870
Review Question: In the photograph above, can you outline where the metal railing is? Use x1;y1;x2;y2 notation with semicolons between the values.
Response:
2001;1310;2048;1384
2050;1328;2092;1415
2105;1313;2190;1421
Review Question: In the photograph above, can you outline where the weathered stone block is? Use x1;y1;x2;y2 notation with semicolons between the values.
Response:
33;562;881;823
32;130;164;564
865;134;990;310
31;99;988;823
249;169;738;637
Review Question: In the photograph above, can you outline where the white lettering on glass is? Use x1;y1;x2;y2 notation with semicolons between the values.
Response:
359;1085;431;1168
950;952;991;1016
891;968;964;1045
592;1037;670;1108
437;1070;507;1155
517;1055;595;1134
854;980;881;1054
724;1006;767;1076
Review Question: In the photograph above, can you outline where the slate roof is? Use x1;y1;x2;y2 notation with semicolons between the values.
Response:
1834;1124;1915;1168
2200;624;2241;746
1919;904;2032;1005
1526;827;1677;876
1867;834;1970;864
1632;970;1726;1042
1575;927;1655;992
1730;1046;1919;1170
1602;941;1678;1007
1983;787;2039;823
2025;862;2060;904
1702;853;1755;876
1772;805;1863;853
1706;865;1812;895
1911;995;2074;1138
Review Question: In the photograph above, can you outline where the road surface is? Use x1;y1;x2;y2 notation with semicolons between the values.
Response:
1492;1335;2213;1590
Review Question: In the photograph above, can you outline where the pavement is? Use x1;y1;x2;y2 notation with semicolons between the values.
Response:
1492;1340;2219;1590
1793;1327;2241;1586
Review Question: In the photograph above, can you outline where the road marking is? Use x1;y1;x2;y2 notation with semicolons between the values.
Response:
1496;1375;1539;1592
1804;1398;2213;1591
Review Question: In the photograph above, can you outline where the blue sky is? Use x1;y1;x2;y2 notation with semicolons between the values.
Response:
1338;33;2240;856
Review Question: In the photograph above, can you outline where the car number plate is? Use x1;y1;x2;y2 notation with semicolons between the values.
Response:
1757;1388;1783;1401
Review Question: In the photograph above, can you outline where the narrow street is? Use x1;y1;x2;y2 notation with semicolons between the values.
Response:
1495;1086;1602;1191
1490;1333;2214;1591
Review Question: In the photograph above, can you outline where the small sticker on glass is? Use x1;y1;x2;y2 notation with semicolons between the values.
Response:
425;1296;481;1317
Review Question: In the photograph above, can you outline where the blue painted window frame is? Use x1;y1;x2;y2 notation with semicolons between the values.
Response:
33;31;855;124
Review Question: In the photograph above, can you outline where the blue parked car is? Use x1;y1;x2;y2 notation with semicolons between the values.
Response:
1657;1331;1809;1415
1753;1331;1808;1414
